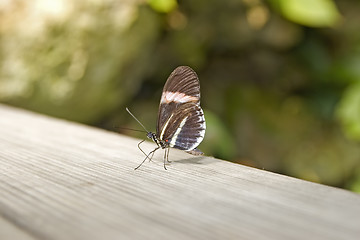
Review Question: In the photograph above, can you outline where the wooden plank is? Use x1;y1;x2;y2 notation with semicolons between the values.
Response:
0;103;359;240
0;216;36;240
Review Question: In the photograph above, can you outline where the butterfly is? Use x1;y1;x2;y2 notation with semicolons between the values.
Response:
127;66;206;170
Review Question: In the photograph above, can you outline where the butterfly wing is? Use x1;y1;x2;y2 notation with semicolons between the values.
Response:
162;66;200;104
157;66;200;135
160;102;206;151
156;66;205;150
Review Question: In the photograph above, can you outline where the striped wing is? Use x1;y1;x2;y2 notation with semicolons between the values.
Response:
162;66;200;104
156;66;205;150
159;102;206;151
157;66;201;135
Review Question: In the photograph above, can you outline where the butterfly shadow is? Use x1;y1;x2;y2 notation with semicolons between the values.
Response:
174;156;216;165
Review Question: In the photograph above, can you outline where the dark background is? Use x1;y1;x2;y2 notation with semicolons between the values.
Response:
1;0;360;192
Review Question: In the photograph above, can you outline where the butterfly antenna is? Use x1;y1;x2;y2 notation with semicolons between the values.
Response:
126;107;150;133
114;126;148;133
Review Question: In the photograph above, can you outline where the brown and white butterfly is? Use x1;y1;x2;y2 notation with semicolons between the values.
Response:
127;66;206;170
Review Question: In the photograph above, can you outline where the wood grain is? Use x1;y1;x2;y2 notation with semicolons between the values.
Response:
0;104;359;240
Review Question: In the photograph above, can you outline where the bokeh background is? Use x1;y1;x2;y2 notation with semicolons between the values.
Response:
1;0;360;192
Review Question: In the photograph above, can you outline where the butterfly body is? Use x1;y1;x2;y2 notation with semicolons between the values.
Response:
146;131;167;149
130;66;206;169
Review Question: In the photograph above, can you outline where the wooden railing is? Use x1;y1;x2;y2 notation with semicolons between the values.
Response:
0;104;359;240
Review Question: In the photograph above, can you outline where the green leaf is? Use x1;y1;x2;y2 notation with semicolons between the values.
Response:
270;0;341;27
336;83;360;140
148;0;177;13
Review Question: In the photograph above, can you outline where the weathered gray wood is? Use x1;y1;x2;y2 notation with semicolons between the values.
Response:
0;216;36;240
0;104;359;240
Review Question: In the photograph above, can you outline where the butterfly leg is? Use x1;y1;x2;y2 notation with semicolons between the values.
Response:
137;139;147;156
135;146;160;170
163;148;171;170
138;139;156;163
166;148;171;163
148;150;155;162
163;149;167;170
138;139;160;162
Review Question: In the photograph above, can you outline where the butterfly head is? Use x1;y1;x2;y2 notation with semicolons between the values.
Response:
146;132;156;141
147;131;169;149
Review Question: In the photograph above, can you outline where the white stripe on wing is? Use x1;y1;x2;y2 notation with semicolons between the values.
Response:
169;116;188;147
161;91;198;104
160;113;173;140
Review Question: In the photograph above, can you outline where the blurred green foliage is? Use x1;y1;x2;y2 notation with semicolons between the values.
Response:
1;0;360;193
148;0;178;13
269;0;341;27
